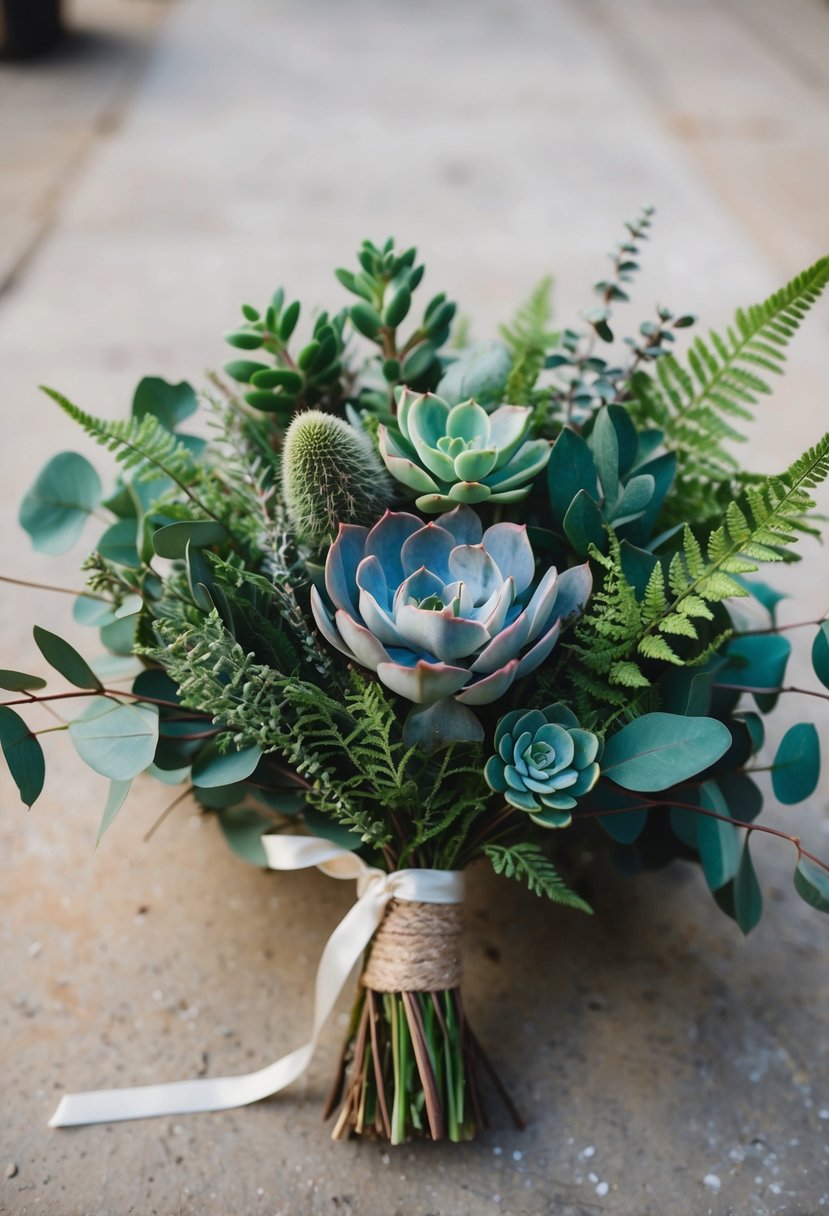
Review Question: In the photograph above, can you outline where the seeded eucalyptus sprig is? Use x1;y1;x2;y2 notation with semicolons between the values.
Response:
336;237;457;416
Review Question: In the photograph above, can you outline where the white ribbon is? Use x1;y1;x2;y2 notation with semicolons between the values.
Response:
48;836;464;1128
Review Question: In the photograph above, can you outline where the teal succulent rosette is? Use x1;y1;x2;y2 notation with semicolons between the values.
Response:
378;389;551;513
485;703;600;828
310;505;592;749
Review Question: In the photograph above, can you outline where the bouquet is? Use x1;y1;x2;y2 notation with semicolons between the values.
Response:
5;212;829;1145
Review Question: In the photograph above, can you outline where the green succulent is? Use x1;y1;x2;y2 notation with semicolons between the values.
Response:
485;703;600;828
547;404;676;556
281;410;394;548
378;390;551;514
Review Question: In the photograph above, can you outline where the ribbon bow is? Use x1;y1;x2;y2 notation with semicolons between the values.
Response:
48;835;464;1127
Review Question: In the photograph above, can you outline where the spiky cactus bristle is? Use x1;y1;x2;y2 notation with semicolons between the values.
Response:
281;410;393;548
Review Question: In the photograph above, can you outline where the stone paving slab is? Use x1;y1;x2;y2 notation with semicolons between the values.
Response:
1;2;828;1214
0;0;173;292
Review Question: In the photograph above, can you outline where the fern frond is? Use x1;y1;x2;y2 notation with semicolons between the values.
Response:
629;257;829;505
499;276;556;404
484;843;592;913
42;387;199;487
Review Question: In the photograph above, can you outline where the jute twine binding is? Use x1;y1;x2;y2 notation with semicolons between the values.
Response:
361;899;463;993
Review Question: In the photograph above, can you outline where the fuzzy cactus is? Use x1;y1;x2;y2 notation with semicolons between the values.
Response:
281;410;393;548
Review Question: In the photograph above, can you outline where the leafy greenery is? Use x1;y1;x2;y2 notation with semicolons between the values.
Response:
484;843;592;913
628;256;829;523
500;277;556;405
5;224;829;937
566;433;829;722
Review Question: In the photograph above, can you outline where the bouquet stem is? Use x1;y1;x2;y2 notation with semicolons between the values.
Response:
324;984;523;1143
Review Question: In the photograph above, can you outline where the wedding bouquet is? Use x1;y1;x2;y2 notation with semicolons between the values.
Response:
5;212;829;1144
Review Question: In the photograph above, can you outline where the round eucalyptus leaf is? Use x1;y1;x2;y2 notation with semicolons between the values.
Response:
152;520;228;559
19;452;102;555
132;377;198;429
602;713;731;792
772;723;820;805
794;856;829;914
697;780;740;892
191;739;262;788
69;698;159;781
217;808;273;866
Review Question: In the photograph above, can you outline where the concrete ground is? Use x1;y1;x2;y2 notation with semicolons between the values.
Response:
1;1;828;1213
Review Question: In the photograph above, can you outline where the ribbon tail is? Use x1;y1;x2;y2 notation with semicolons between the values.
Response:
48;884;388;1127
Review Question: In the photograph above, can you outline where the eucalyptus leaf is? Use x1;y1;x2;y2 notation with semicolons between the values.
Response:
97;518;141;568
132;377;198;429
19;451;102;555
33;625;101;690
153;520;228;559
73;595;115;627
191;740;263;788
217;808;272;866
69;698;159;781
793;855;829;913
720;634;790;711
96;779;132;846
697;780;740;891
733;836;762;934
0;669;46;692
772;723;820;805
602;713;731;792
547;428;598;526
0;705;45;807
812;621;829;690
562;489;605;556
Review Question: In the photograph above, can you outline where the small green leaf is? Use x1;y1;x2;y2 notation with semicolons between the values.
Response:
697;780;739;891
350;301;383;339
772;723;820;805
793;855;829;913
812;621;829;690
217;808;272;866
152;520;228;559
547;428;599;526
562;490;606;556
69;698;159;781
19;452;102;555
0;705;45;807
96;779;132;846
33;625;101;690
602;713;731;792
223;359;269;384
191;739;262;788
132;377;198;430
402;342;436;382
225;330;263;350
279;301;300;342
733;836;762;934
720;634;791;711
97;518;141;568
73;595;115;627
0;670;46;692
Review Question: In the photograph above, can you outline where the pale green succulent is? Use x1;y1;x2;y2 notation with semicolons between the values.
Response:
378;390;551;514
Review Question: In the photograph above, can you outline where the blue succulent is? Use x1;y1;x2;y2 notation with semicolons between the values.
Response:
310;506;592;751
378;390;551;514
485;703;600;828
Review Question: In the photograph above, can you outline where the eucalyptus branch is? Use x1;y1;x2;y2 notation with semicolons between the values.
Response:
579;798;829;876
0;574;104;600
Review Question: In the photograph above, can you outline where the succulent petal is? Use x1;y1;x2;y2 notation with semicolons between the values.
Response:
376;657;471;703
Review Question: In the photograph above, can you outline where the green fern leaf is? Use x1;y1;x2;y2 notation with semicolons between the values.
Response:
484;843;592;913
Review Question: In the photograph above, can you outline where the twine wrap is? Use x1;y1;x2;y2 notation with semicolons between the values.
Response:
362;899;463;992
